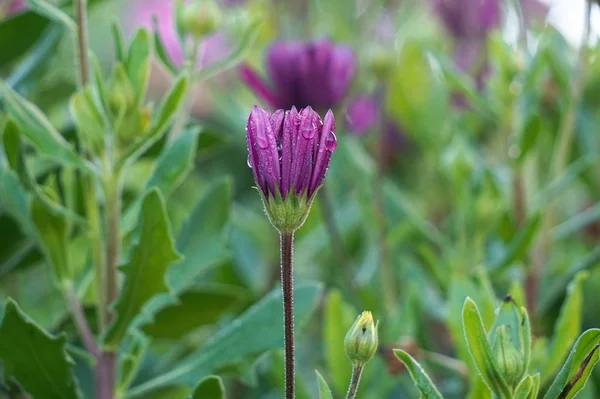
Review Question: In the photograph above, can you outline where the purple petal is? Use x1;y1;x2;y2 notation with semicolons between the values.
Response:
267;41;303;108
310;109;336;195
290;106;317;193
328;45;356;105
239;64;280;109
246;109;266;194
281;106;298;196
271;109;285;142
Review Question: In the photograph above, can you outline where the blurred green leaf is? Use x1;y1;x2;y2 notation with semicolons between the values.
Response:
105;189;182;348
121;128;200;234
0;80;91;172
30;195;71;283
25;0;75;32
193;19;264;82
315;370;334;399
168;178;231;292
117;332;149;395
323;289;354;396
142;386;190;399
0;299;79;399
118;76;188;168
462;298;511;398
70;87;106;156
126;282;323;397
268;351;312;399
552;201;600;241
488;213;541;274
0;167;31;234
0;12;49;67
190;375;225;399
513;375;533;399
110;20;126;62
516;113;542;163
126;28;152;105
543;329;600;399
152;16;177;74
394;349;444;399
530;374;541;399
542;272;587;384
141;285;245;339
386;40;448;146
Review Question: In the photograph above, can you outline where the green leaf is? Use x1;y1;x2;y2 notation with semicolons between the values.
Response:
104;189;182;347
462;298;511;398
0;167;31;234
394;349;444;399
513;375;533;399
190;376;225;399
0;80;91;172
117;332;149;394
267;351;312;399
542;272;587;384
69;87;106;155
552;201;600;242
516;113;542;163
126;28;152;105
141;285;246;339
30;195;71;283
323;289;354;396
543;329;600;399
117;75;188;168
111;20;127;62
152;16;177;74
192;19;264;82
25;0;76;31
385;39;448;146
168;178;231;292
126;282;323;397
0;12;49;68
315;370;334;399
489;213;541;274
530;374;540;399
0;299;79;399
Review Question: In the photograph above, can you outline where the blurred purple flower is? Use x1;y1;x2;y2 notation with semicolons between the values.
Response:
433;0;499;39
127;0;228;69
240;39;356;111
3;0;24;17
344;96;379;135
246;105;337;199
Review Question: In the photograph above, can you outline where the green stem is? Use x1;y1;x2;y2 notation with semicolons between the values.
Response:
279;231;295;399
63;282;98;358
345;365;364;399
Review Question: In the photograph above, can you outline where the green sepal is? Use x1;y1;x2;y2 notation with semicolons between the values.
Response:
258;186;321;233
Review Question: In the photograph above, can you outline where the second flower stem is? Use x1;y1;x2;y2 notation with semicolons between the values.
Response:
280;231;295;399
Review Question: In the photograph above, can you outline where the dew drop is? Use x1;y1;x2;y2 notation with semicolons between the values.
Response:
325;131;337;151
247;154;253;168
301;125;316;139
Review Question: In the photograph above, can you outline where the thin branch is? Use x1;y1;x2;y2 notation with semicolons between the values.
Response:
63;283;98;358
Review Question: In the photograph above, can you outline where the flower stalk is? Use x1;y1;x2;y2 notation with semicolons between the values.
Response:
280;231;295;398
345;365;364;399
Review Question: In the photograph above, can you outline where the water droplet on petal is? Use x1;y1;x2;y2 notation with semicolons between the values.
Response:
247;154;253;168
325;131;337;151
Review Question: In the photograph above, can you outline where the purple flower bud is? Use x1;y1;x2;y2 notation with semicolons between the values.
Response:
240;39;355;111
433;0;500;39
246;106;337;202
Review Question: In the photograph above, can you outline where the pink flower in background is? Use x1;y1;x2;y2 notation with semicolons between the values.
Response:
3;0;25;17
126;0;228;69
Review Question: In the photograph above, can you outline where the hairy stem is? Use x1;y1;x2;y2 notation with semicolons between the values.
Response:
530;0;592;311
74;0;89;86
345;365;364;399
280;231;295;399
63;283;98;358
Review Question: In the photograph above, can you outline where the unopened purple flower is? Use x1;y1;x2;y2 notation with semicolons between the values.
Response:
246;105;337;200
240;39;355;111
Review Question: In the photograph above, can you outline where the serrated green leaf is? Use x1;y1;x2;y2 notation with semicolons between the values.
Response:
190;376;225;399
323;289;354;396
30;195;71;283
394;349;444;399
126;28;152;105
462;298;511;398
126;282;323;397
141;285;245;339
104;189;182;347
0;80;91;172
25;0;76;31
0;299;79;399
543;329;600;399
513;375;533;399
193;19;264;82
315;370;334;399
489;213;541;274
117;76;188;168
117;332;149;395
542;272;587;384
168;178;231;292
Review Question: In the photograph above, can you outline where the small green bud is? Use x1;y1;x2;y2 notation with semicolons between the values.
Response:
344;311;378;367
181;0;222;38
493;326;525;388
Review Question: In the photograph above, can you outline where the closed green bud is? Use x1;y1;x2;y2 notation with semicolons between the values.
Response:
181;0;221;38
344;311;378;367
108;63;135;115
493;326;525;388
